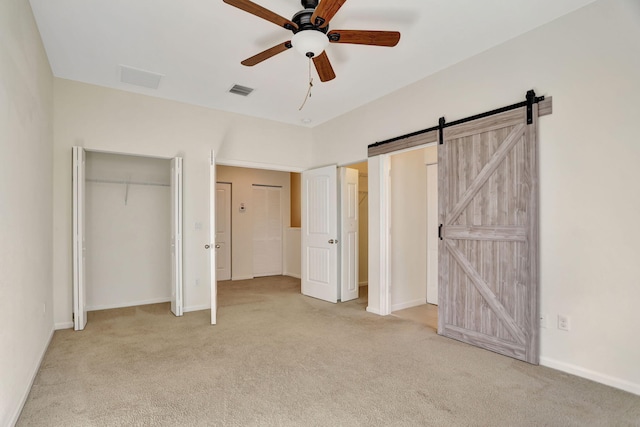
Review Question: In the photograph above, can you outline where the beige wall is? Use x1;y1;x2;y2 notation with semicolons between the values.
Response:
53;79;314;323
390;148;428;311
0;0;54;424
216;165;293;280
311;0;640;394
85;153;172;310
346;162;369;286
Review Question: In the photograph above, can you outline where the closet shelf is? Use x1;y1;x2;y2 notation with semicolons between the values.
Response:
86;178;169;187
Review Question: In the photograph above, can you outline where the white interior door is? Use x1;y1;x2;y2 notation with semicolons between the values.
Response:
253;185;283;277
170;157;183;316
72;146;87;331
215;182;232;281
426;163;438;305
302;165;339;303
340;167;359;302
209;151;217;325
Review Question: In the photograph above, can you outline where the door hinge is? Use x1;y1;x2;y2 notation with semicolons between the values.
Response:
438;224;443;240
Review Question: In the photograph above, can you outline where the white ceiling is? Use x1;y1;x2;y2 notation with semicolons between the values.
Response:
29;0;595;127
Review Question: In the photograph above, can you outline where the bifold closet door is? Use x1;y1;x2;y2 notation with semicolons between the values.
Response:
170;157;183;317
253;185;283;277
72;146;87;331
438;106;539;364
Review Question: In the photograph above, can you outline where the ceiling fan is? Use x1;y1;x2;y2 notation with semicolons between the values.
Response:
222;0;401;82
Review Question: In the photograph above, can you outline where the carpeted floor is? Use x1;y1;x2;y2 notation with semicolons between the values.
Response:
18;276;640;426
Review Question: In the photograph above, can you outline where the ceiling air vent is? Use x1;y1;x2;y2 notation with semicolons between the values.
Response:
229;84;254;97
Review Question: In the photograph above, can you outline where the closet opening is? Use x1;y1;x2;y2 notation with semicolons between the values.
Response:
388;144;439;330
73;149;183;330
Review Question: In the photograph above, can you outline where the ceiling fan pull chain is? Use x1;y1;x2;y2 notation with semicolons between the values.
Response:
299;57;314;111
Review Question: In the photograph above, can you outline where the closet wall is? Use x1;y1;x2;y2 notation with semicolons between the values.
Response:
390;147;429;311
85;152;171;310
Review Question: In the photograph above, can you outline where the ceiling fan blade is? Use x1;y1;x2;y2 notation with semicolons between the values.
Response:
310;0;347;28
312;51;336;82
241;41;292;66
328;30;401;47
223;0;298;30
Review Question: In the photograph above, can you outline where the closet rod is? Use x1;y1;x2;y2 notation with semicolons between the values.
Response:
86;178;169;187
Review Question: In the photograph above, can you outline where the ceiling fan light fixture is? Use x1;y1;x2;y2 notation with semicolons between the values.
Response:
291;30;329;58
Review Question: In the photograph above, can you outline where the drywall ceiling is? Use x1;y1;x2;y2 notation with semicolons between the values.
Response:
29;0;595;127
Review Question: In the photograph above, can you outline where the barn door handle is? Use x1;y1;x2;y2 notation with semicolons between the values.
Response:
438;224;443;240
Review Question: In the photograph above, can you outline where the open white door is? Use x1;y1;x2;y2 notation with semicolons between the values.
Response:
301;165;339;303
215;182;232;281
72;146;87;331
340;167;359;302
209;151;217;324
170;157;183;316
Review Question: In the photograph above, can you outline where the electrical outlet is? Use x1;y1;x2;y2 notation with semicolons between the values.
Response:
540;313;548;328
558;314;571;331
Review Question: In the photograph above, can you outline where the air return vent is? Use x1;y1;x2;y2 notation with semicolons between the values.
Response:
229;84;254;97
120;65;163;89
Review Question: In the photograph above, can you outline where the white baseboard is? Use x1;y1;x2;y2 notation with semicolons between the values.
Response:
391;299;425;312
11;326;54;426
366;306;382;315
55;321;73;330
284;272;301;279
183;304;210;313
540;356;640;396
231;275;254;281
86;297;171;311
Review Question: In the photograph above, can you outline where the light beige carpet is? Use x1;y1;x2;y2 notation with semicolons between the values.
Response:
18;276;640;426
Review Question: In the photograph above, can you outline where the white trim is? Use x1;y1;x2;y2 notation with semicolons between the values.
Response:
183;304;210;313
285;272;301;279
10;326;54;426
540;357;640;396
379;155;391;316
232;275;254;281
55;321;74;330
391;299;426;312
217;158;305;173
86;297;171;312
366;306;382;315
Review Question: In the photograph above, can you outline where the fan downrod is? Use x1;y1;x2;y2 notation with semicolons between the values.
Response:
301;0;318;9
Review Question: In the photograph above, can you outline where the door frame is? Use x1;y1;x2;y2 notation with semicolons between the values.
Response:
371;143;438;316
215;181;232;281
71;147;182;328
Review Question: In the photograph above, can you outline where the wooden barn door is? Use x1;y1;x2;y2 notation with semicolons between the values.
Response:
438;106;539;364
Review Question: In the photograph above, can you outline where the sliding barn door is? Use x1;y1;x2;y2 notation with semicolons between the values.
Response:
438;106;539;364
